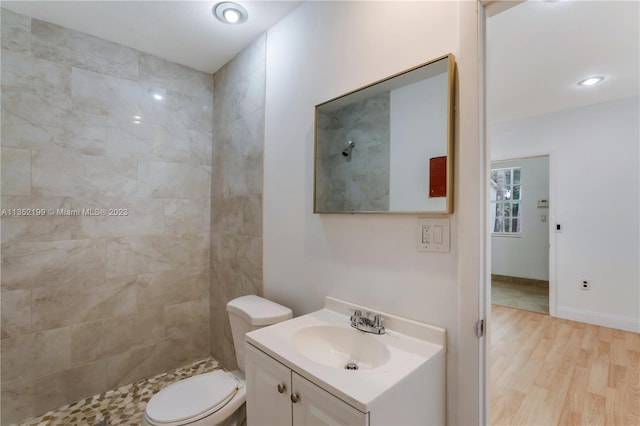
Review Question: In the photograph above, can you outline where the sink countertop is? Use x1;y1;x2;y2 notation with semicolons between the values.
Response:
245;297;446;413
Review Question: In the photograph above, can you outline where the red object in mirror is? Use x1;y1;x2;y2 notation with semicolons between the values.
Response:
429;156;447;197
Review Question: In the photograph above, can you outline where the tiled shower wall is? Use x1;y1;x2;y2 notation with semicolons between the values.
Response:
0;9;213;424
209;34;266;370
316;94;390;211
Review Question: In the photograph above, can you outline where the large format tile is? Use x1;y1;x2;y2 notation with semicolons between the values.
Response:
32;150;137;197
1;359;107;426
210;233;262;283
138;160;211;199
125;267;209;310
31;19;139;80
189;129;213;166
165;90;213;134
106;121;192;163
213;33;265;96
1;8;31;54
0;107;107;155
1;50;72;113
1;148;31;195
71;67;165;126
70;196;165;239
210;194;261;237
138;53;213;99
1;196;73;244
0;11;220;424
106;233;209;278
104;342;191;390
70;309;164;365
0;288;31;339
1;239;106;291
164;198;210;235
31;278;137;332
1;327;71;383
164;298;209;358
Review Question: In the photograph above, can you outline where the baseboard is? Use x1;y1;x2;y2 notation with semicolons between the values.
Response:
556;306;640;333
491;274;549;287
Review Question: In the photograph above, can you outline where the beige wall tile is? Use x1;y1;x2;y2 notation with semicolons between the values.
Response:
133;267;208;310
164;198;210;235
165;298;209;358
106;233;209;279
209;34;266;368
1;359;107;425
211;196;243;234
32;19;139;80
70;196;165;239
71;309;164;365
1;8;31;54
1;196;72;245
139;53;213;99
1;327;71;383
32;150;137;197
31;279;137;332
138;160;211;199
1;288;31;338
1;147;31;195
1;239;106;291
1;9;216;423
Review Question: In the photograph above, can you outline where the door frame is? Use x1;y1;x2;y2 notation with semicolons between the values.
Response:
477;1;531;424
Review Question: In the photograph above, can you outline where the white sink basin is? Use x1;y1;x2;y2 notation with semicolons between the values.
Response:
246;296;446;413
291;325;390;370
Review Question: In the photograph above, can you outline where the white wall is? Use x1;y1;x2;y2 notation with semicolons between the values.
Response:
491;96;640;332
389;72;448;211
263;2;482;424
491;156;550;281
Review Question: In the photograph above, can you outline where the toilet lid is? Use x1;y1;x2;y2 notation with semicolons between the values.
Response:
146;370;239;424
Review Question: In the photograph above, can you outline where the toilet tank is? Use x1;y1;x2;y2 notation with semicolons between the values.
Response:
226;295;292;372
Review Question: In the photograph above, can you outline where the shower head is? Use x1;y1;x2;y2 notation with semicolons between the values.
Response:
342;141;355;157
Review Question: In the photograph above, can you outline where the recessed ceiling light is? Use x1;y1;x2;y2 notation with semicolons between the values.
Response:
578;76;604;87
153;93;164;101
213;2;248;25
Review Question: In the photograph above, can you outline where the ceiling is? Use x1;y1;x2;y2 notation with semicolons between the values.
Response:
2;0;637;121
1;1;302;74
488;0;639;124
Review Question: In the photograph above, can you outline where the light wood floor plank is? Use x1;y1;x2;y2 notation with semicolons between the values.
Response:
490;305;640;425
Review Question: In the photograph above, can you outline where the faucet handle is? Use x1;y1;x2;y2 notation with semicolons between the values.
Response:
373;314;384;328
350;310;362;323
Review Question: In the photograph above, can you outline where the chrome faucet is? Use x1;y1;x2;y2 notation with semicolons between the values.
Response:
350;310;385;335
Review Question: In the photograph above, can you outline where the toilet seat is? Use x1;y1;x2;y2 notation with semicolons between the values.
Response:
145;370;239;425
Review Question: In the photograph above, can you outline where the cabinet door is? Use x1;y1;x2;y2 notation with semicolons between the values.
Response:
291;373;368;426
245;344;292;426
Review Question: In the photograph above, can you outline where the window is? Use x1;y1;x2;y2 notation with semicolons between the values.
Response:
491;167;521;234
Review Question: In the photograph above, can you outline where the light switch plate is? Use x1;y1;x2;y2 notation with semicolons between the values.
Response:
417;218;450;252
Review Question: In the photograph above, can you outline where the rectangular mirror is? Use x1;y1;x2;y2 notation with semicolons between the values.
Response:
314;54;455;214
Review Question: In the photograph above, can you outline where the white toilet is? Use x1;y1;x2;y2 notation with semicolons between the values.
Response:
142;295;293;426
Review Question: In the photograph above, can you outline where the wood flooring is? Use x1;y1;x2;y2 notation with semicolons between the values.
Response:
490;305;640;425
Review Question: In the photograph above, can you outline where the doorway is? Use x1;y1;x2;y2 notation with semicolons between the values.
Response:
482;0;639;424
490;155;550;315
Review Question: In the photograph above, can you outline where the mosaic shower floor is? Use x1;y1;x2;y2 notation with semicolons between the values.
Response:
11;358;221;426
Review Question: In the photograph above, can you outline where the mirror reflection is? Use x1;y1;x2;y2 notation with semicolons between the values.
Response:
314;54;455;214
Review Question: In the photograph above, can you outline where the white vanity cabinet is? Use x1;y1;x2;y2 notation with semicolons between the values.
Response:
246;344;368;426
245;297;446;426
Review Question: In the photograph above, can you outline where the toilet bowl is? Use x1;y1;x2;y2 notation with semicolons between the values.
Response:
141;295;292;426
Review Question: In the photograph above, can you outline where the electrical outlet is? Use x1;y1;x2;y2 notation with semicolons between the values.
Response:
417;218;450;252
580;280;590;290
